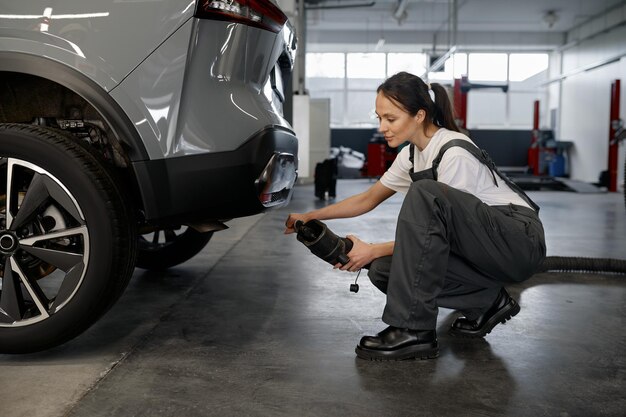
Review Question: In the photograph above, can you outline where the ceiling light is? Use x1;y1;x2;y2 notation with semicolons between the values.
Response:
542;10;559;29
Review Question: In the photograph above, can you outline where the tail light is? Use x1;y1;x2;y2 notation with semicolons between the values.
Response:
195;0;288;33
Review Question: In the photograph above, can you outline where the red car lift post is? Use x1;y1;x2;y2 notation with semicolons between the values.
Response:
454;77;468;129
608;79;621;192
528;100;541;176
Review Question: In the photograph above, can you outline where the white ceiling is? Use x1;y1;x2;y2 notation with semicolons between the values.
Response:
304;0;626;50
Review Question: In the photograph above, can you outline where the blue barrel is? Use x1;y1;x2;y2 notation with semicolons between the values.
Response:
549;154;565;177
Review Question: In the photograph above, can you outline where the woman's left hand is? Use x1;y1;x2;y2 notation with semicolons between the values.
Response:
334;235;376;272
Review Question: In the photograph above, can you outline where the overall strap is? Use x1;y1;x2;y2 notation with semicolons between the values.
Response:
409;140;540;212
408;144;437;181
434;140;499;185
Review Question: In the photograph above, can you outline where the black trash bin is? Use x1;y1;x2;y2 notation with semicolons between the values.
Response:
314;157;338;199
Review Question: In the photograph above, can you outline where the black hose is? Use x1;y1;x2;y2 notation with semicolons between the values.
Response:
538;256;626;274
540;149;626;275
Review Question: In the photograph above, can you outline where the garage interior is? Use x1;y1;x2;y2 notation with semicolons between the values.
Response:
2;0;626;416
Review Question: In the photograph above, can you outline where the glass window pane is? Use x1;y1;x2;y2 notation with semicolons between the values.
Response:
308;77;344;90
428;59;452;81
467;90;506;128
452;53;467;78
387;53;427;77
347;53;385;79
427;53;466;81
306;53;345;78
508;92;541;127
347;77;381;90
346;91;378;127
468;53;508;82
509;53;549;82
310;90;345;126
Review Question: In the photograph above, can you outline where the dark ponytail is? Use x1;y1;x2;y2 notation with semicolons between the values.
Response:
430;83;460;132
377;72;460;133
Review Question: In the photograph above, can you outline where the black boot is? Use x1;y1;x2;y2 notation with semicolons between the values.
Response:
450;288;520;338
355;326;439;361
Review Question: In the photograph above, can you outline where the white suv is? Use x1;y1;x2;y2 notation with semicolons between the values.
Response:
0;0;298;353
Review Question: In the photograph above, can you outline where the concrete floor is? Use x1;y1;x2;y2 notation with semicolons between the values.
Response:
1;179;625;417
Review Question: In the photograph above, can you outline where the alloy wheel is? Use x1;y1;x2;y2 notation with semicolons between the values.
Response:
0;157;89;327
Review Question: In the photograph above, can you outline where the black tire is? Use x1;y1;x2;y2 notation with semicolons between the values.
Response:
0;123;137;353
136;227;212;270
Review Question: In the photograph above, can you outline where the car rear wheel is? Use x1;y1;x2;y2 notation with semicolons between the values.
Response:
136;227;213;270
0;124;136;353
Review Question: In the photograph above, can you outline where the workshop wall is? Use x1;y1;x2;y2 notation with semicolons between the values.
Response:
559;8;626;186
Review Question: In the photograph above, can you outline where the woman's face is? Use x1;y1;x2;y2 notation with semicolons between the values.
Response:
375;92;423;148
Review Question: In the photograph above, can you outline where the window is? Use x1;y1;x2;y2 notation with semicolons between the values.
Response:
468;53;508;82
509;53;549;82
304;50;549;128
428;53;467;81
306;53;345;78
346;91;378;126
452;53;468;78
309;90;345;126
387;53;427;77
347;53;385;79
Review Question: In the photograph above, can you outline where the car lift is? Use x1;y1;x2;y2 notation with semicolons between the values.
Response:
453;76;621;193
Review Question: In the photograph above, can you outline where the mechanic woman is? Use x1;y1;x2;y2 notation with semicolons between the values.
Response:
284;71;546;361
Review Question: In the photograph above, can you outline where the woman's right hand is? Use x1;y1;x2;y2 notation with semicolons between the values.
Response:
284;213;311;234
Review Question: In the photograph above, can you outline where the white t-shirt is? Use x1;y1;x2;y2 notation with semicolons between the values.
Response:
380;128;532;209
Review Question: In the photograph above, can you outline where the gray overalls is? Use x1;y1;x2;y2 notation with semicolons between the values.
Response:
367;139;546;330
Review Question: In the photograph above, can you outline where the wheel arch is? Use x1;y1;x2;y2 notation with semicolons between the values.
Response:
0;52;149;162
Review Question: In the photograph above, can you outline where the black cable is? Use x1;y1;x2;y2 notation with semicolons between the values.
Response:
350;269;362;293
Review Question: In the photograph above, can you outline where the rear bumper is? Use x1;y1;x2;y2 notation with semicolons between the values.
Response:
132;126;298;223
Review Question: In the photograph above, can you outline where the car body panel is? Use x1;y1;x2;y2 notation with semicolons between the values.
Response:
0;0;195;87
172;18;292;156
0;28;119;91
110;18;293;159
107;19;193;159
